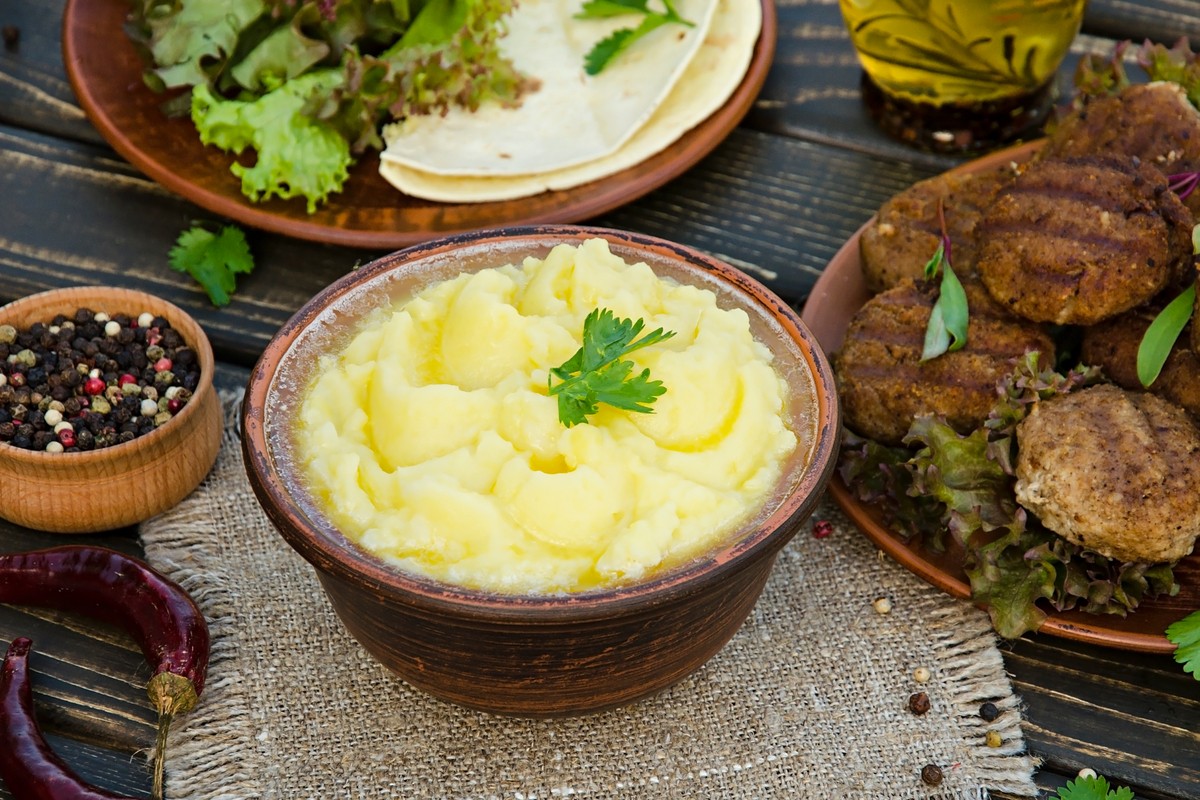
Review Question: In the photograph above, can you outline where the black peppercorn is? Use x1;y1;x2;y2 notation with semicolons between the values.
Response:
907;692;931;715
920;764;943;786
979;701;1000;722
1;25;19;52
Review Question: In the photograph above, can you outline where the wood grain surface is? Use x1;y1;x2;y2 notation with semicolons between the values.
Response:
2;0;1200;798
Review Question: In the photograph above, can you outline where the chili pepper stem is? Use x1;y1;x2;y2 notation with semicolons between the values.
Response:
152;711;173;800
146;671;198;800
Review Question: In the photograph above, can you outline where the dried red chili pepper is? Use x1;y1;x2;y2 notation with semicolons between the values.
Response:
0;546;210;800
1;637;130;799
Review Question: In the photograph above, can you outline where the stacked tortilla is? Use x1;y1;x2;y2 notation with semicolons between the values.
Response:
379;0;761;202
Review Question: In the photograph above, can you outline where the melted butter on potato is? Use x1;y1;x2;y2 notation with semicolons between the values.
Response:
297;239;799;594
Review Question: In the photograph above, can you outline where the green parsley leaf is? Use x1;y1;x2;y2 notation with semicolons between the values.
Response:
168;224;256;307
1167;609;1200;680
1056;774;1136;800
577;0;693;76
548;308;676;427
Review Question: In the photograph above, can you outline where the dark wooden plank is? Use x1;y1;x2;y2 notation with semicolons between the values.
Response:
1004;636;1200;799
0;733;153;800
0;0;102;145
1085;0;1200;49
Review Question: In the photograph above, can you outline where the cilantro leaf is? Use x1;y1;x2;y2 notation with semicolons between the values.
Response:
578;0;693;76
1056;774;1136;800
1167;609;1200;680
548;308;675;427
168;224;256;307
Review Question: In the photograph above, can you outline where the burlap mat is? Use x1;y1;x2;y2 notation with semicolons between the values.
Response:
140;400;1039;799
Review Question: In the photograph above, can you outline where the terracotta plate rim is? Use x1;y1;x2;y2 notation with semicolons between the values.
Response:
61;0;776;249
800;140;1195;654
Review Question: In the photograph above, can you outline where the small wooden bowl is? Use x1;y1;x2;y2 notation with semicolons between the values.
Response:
0;287;223;532
242;226;841;716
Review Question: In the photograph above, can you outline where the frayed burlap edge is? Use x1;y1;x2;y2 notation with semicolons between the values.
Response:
141;390;262;799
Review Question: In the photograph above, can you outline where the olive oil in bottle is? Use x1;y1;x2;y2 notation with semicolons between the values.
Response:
839;0;1086;152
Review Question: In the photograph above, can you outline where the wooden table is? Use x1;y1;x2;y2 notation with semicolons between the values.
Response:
2;1;1199;797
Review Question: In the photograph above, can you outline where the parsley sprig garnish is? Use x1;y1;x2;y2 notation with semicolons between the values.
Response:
575;0;695;76
921;199;969;361
548;307;675;427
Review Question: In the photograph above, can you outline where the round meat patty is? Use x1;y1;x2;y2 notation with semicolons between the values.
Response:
1081;306;1200;417
834;278;1055;445
1015;384;1200;564
860;164;1016;294
1040;81;1200;216
975;156;1193;326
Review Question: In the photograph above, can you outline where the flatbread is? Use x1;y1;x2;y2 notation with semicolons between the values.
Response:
379;0;719;177
379;0;760;202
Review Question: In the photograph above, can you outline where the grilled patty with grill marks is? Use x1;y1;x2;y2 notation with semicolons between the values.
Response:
975;155;1193;326
834;278;1055;445
860;164;1017;294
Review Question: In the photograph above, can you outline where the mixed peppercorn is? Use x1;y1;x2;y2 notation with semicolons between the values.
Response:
0;308;200;452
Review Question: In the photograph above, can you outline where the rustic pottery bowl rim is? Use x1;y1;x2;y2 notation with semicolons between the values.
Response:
0;285;217;467
242;224;840;622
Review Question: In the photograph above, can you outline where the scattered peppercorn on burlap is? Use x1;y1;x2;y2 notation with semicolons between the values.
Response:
141;397;1038;799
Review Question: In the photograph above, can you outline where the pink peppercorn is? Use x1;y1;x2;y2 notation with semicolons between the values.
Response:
154;357;172;372
167;398;183;414
118;373;137;386
57;429;75;448
83;377;105;396
812;519;833;539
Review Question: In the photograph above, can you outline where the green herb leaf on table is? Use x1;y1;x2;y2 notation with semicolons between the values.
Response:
1056;774;1136;800
168;224;256;307
576;0;693;76
548;308;676;427
1167;609;1200;680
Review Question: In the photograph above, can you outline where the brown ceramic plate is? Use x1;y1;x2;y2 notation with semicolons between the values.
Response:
61;0;775;249
800;141;1200;653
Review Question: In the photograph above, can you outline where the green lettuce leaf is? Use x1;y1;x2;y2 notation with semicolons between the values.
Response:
191;70;352;213
228;5;332;92
137;0;267;89
1139;37;1200;107
317;0;535;153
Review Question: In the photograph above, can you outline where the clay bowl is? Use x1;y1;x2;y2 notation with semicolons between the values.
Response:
0;287;222;532
241;225;841;716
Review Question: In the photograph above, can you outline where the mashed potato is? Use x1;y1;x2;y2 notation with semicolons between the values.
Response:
297;239;798;593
